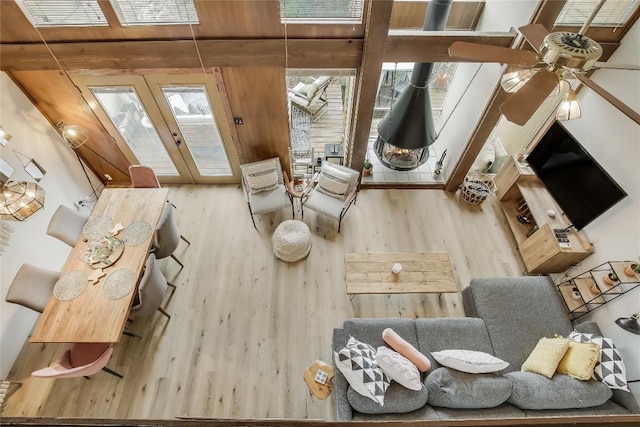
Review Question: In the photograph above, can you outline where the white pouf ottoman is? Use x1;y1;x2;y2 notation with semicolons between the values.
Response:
272;220;312;262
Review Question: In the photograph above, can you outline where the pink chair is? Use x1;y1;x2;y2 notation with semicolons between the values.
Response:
31;343;122;379
129;165;161;188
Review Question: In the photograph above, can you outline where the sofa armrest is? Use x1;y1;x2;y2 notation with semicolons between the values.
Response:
574;320;602;335
462;286;478;318
332;328;353;421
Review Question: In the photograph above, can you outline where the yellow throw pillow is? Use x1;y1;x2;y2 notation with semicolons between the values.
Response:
557;341;601;381
521;337;569;378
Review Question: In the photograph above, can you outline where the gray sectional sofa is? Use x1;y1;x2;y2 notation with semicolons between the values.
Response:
332;276;640;421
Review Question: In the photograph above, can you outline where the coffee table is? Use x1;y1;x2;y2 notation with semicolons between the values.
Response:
345;252;458;298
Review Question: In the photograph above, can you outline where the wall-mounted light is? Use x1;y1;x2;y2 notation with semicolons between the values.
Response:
0;181;45;221
616;313;640;335
56;122;89;149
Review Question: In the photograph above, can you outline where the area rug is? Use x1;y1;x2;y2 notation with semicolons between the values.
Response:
290;104;311;150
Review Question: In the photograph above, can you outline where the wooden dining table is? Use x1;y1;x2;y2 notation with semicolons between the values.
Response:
30;188;169;343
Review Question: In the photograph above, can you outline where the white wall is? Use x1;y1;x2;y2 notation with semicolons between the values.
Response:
562;18;640;399
0;72;99;377
435;0;538;178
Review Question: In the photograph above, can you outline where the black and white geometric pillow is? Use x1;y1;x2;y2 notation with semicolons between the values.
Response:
569;331;629;391
334;336;390;405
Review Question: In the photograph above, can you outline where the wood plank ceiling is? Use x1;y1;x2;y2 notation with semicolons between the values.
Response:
0;0;636;187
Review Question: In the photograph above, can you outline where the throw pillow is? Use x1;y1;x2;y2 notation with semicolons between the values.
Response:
506;371;612;410
317;163;350;200
244;161;279;194
431;349;509;374
375;346;422;391
569;331;629;391
521;337;570;378
334;336;390;406
425;367;513;409
557;341;600;381
382;328;431;372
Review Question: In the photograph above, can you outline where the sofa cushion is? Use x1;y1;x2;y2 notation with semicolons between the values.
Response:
557;340;600;381
415;317;495;370
347;382;428;414
464;277;573;373
334;337;390;406
376;346;422;390
522;399;631;417
569;331;630;391
434;403;526;420
521;337;570;378
431;349;509;374
506;371;612;410
344;318;417;350
425;367;513;409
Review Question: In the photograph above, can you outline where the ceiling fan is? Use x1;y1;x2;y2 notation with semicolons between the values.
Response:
447;0;640;126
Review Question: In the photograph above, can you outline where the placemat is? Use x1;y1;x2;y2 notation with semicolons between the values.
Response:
103;268;137;300
54;270;88;301
83;215;113;241
122;221;153;246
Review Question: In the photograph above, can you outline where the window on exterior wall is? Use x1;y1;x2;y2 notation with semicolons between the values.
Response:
110;0;199;26
16;0;108;27
280;0;364;24
555;0;639;26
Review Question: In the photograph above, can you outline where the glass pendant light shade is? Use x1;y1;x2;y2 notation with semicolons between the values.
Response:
0;181;45;221
556;87;582;121
57;122;89;149
500;69;536;93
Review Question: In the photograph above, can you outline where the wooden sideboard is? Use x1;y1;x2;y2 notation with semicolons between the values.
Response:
494;155;594;274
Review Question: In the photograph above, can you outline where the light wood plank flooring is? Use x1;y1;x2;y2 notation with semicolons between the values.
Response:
4;185;524;420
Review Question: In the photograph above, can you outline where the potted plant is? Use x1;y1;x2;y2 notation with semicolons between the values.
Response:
363;159;373;177
602;271;619;286
624;262;640;277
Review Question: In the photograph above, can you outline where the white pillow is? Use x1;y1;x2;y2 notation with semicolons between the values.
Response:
317;163;351;199
431;349;509;374
376;346;422;391
334;337;390;406
244;161;279;194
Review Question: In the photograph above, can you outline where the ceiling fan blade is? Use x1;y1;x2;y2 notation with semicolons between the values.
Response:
448;42;540;66
593;62;640;71
518;24;549;53
500;70;559;126
575;74;640;125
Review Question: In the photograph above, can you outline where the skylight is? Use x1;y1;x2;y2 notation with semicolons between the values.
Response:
110;0;199;26
280;0;364;24
555;0;640;26
16;0;108;27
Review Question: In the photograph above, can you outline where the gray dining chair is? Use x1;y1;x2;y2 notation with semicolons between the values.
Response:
5;264;60;313
152;202;190;270
46;205;90;247
129;254;174;322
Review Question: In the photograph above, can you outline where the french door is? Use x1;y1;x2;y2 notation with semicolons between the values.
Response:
74;74;240;184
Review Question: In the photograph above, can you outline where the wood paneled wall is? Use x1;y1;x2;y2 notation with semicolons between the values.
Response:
390;1;484;29
222;67;290;168
8;70;131;183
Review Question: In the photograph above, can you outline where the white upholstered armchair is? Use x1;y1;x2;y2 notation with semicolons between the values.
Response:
241;157;294;230
301;162;359;232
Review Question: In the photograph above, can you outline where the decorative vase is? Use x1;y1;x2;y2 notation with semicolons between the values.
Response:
363;167;373;177
590;283;600;295
391;263;402;275
602;273;618;286
624;263;639;277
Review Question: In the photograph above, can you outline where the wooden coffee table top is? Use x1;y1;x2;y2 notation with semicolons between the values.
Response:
345;252;458;295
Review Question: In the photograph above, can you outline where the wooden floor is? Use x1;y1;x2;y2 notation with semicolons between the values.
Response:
4;185;524;420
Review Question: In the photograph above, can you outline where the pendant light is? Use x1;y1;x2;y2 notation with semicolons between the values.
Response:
0;181;45;221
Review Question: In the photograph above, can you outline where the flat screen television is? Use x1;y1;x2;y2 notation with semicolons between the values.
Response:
526;122;627;230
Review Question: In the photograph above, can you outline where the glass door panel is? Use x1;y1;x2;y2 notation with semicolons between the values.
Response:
160;86;232;176
145;74;240;184
73;75;194;184
89;86;179;175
